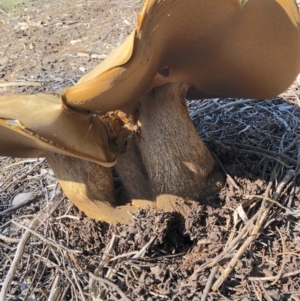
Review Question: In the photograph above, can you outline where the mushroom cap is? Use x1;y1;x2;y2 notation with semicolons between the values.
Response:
0;94;116;167
62;0;300;113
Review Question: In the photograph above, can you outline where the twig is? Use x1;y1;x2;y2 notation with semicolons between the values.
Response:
136;251;187;262
47;274;61;301
211;151;241;191
0;234;19;243
3;158;39;169
0;208;48;300
200;266;218;301
282;269;300;278
54;215;80;221
77;51;107;59
251;281;262;301
244;195;287;210
23;244;48;301
109;251;138;262
257;104;291;131
212;233;256;291
244;194;300;218
259;280;273;301
89;273;131;301
273;170;296;198
149;291;168;298
12;221;82;254
0;81;41;87
67;256;86;301
282;134;300;154
0;8;9;16
0;164;29;188
62;270;79;301
131;236;156;259
191;99;255;119
89;234;118;300
212;169;294;291
0;158;46;192
101;234;118;268
59;283;70;301
249;261;300;282
191;210;261;276
222;142;298;166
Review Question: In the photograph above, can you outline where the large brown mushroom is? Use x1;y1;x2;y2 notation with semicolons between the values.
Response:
62;0;300;111
0;0;300;223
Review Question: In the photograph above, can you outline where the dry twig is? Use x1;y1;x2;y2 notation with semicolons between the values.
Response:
212;169;295;291
89;273;131;301
0;81;41;87
12;220;82;254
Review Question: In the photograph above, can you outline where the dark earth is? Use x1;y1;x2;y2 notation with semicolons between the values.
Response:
0;0;300;300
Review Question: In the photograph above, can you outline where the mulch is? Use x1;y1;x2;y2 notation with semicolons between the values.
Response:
0;1;300;300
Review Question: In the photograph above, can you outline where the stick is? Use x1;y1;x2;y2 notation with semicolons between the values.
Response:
0;213;44;300
248;230;289;283
212;169;294;291
211;151;241;191
0;195;63;300
190;99;255;119
0;234;19;244
67;257;86;301
47;274;61;301
0;9;9;16
89;234;118;300
222;142;298;166
0;159;45;192
259;280;273;301
0;82;41;88
89;273;131;301
12;221;82;254
131;236;156;259
190;210;261;276
200;266;218;301
3;158;39;169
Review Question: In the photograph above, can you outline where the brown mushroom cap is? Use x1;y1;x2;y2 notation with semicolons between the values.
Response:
0;94;116;167
62;0;300;113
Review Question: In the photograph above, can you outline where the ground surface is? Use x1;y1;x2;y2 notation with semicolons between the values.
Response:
0;1;300;300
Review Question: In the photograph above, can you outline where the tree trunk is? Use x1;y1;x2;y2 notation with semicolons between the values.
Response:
46;83;224;223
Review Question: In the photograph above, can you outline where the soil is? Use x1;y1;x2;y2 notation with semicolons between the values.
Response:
1;1;300;300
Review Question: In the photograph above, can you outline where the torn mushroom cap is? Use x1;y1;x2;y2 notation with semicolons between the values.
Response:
0;94;116;167
62;0;300;113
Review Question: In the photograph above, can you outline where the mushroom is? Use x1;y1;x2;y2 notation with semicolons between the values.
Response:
0;94;115;166
0;0;299;223
62;0;300;112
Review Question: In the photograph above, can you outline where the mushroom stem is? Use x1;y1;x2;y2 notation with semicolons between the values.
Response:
46;153;138;224
114;83;224;208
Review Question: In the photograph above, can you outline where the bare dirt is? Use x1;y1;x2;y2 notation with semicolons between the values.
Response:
1;1;300;300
